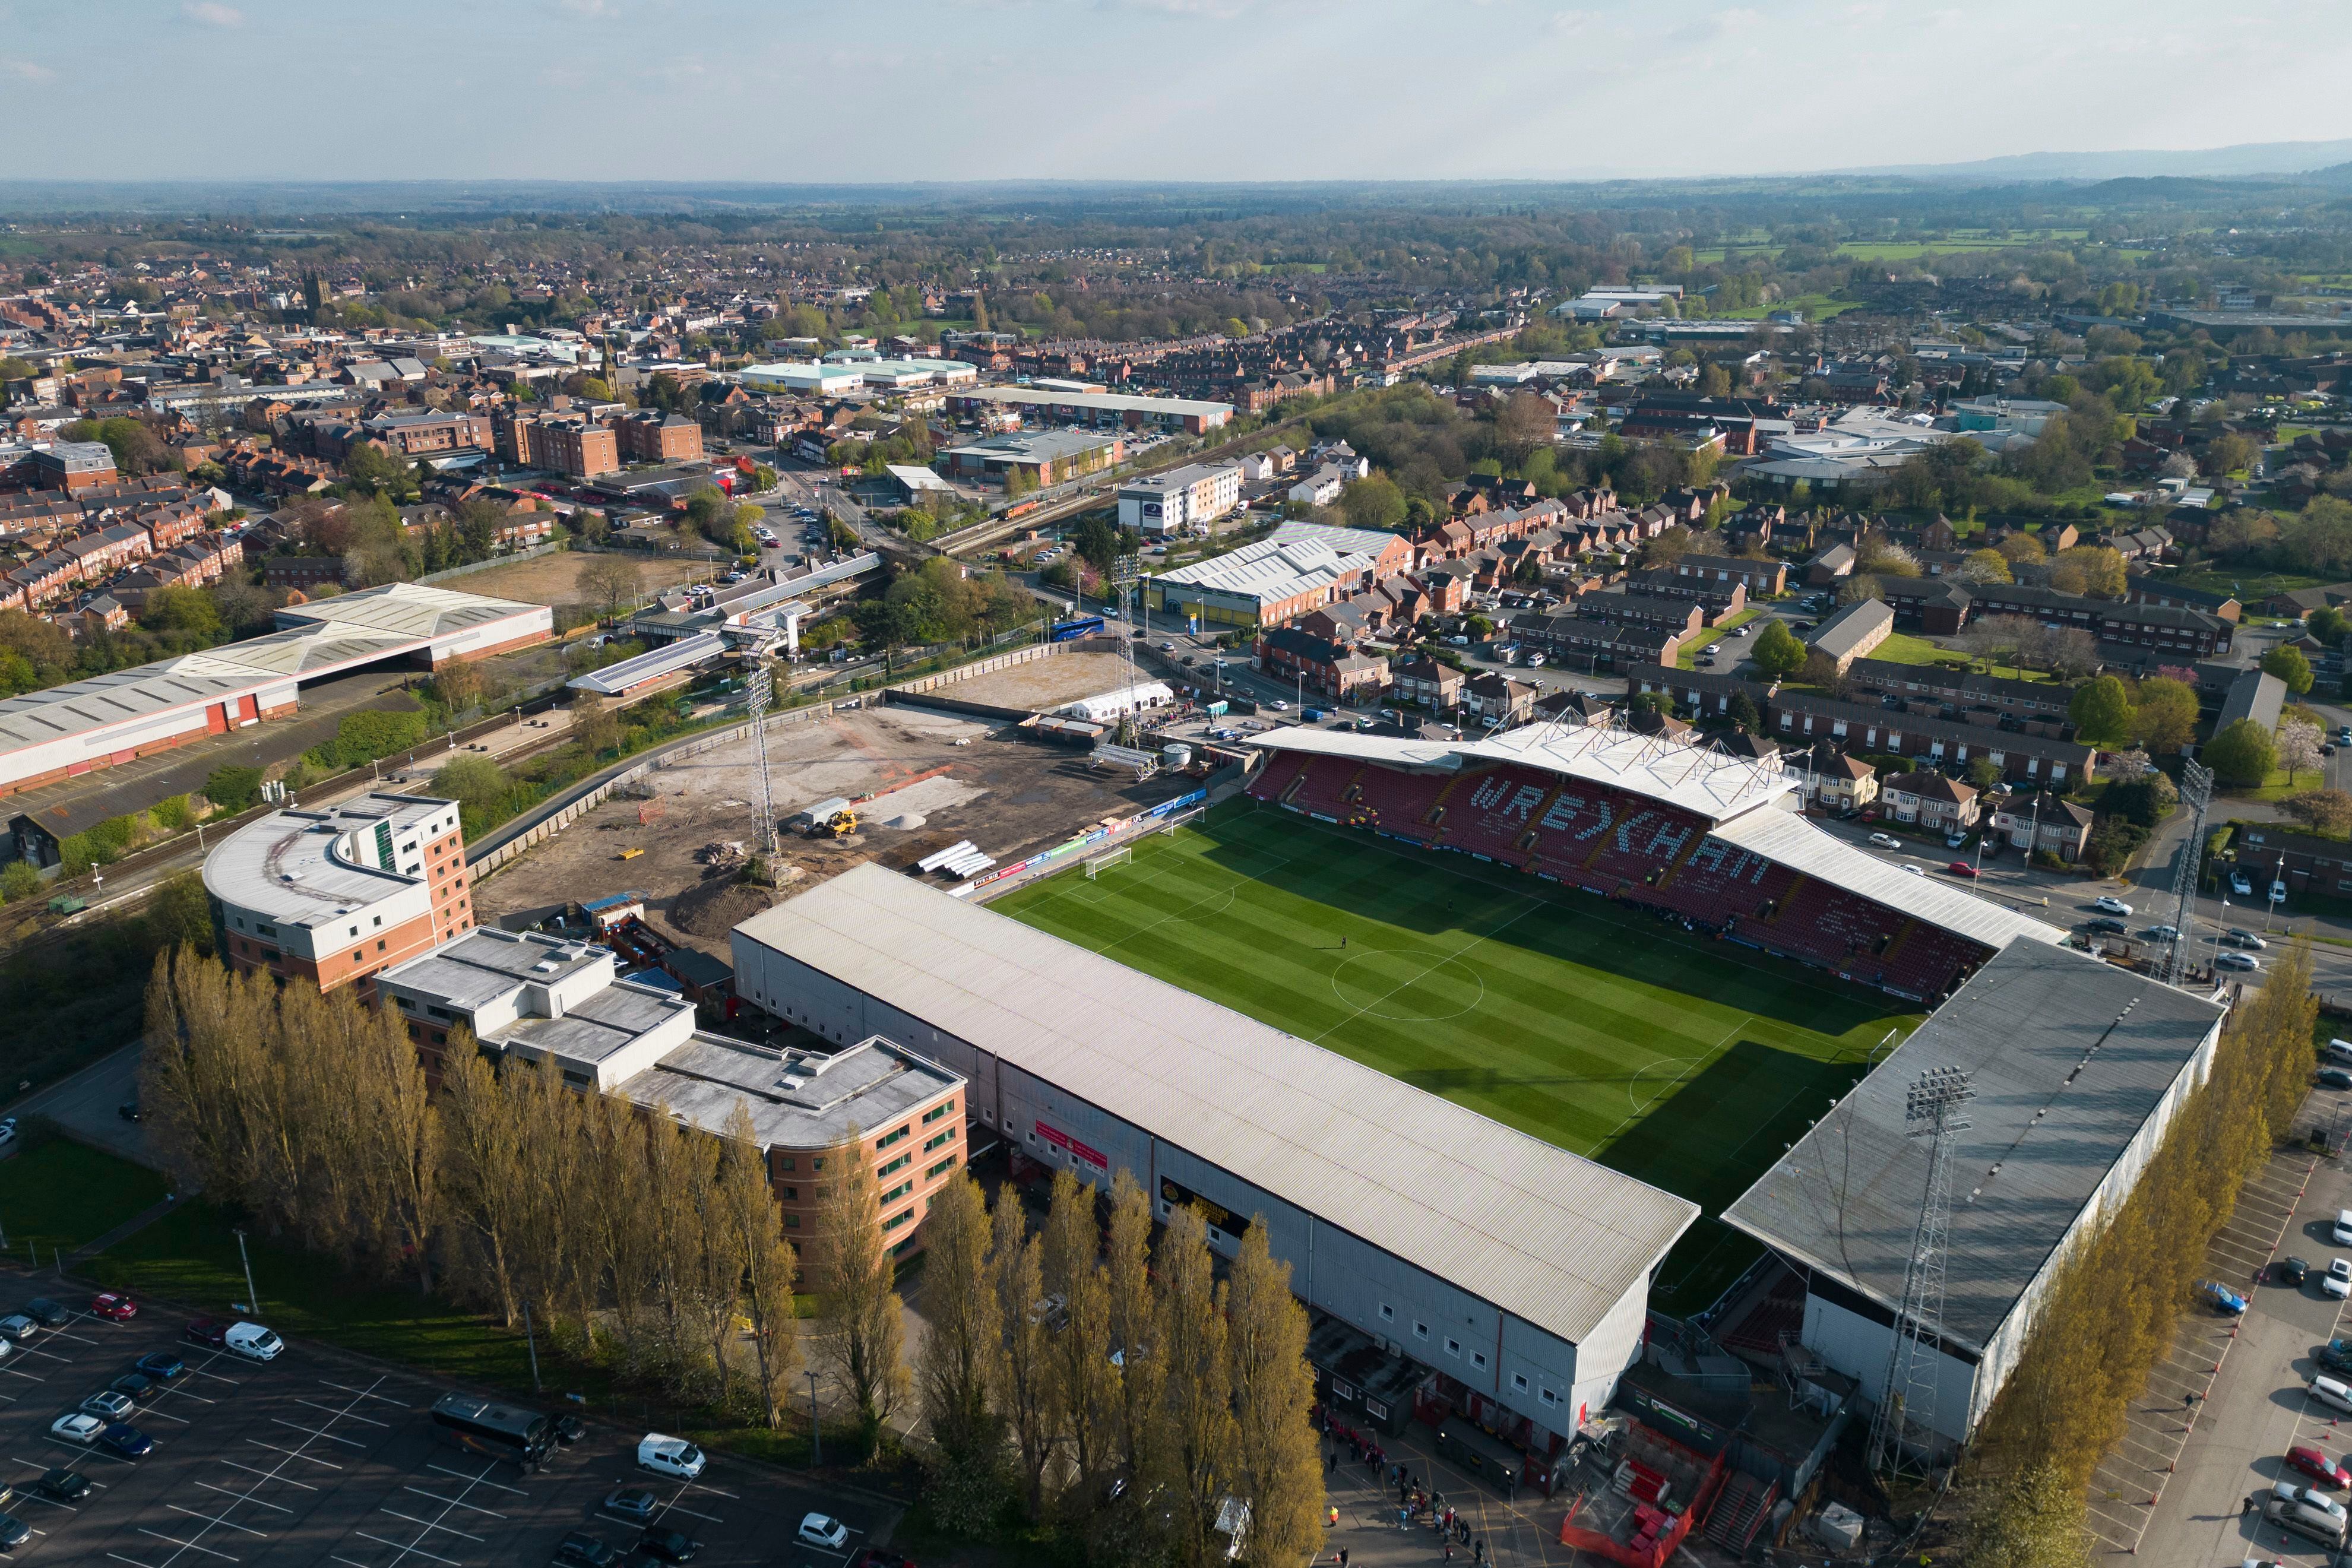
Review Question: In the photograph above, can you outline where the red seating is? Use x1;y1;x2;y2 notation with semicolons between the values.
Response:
1248;755;1311;805
1432;765;1557;866
1521;781;1706;890
1641;839;1799;924
1879;923;1990;1001
1348;765;1449;842
1283;756;1361;819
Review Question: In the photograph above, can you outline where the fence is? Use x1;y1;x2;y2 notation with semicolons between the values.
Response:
467;696;875;878
416;538;568;585
957;790;1209;903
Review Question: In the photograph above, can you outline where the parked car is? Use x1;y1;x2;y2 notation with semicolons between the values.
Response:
2280;1256;2313;1285
183;1319;228;1348
2288;1445;2352;1488
2313;1376;2352;1417
24;1299;66;1328
2217;952;2262;973
637;1434;705;1481
2232;870;2255;897
2273;880;2290;904
134;1352;185;1383
602;1487;659;1524
110;1371;157;1404
80;1390;134;1422
2224;929;2269;949
553;1532;618;1568
0;1316;30;1344
1945;861;1979;878
2268;1494;2348;1549
2092;896;2133;916
2086;917;2129;935
2321;1338;2352;1373
2198;1279;2249;1314
90;1293;136;1321
96;1423;153;1458
1945;832;1968;849
31;1469;88;1503
800;1515;852;1551
638;1526;699;1563
223;1323;283;1361
116;1102;141;1123
0;1513;24;1551
2322;1068;2352;1090
2326;1260;2350;1301
555;1414;588;1446
48;1414;103;1445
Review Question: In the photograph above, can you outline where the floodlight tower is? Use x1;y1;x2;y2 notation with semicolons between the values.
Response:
1866;1066;1975;1477
2160;760;2214;988
746;667;778;856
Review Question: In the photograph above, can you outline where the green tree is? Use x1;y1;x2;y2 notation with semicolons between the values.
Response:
1969;755;2003;792
2131;677;2201;753
2066;676;2135;749
1750;618;1808;678
2203;718;2277;787
139;585;225;639
1338;474;1407;533
1962;1461;2091;1568
1728;689;1763;733
2262;645;2315;696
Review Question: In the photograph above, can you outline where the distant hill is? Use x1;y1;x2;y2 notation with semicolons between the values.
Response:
1831;139;2352;183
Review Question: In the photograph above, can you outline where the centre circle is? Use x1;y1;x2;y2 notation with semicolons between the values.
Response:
1331;949;1487;1022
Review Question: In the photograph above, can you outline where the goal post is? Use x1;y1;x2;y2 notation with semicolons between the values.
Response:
1085;846;1132;880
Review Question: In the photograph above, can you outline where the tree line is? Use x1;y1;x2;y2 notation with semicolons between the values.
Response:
914;1166;1324;1568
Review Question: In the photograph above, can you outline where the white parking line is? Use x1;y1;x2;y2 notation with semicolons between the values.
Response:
136;1527;239;1561
243;1440;341;1470
318;1380;411;1408
664;1503;724;1523
167;1504;268;1538
192;1481;289;1512
377;1506;485;1541
426;1462;524;1494
270;1419;365;1447
295;1399;388;1428
354;1529;460;1566
211;1459;315;1491
402;1484;504;1518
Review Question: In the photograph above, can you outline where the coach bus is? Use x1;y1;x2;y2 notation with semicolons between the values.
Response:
1050;614;1107;642
430;1392;556;1471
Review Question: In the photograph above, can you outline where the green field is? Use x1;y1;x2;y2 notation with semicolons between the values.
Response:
990;802;1920;1311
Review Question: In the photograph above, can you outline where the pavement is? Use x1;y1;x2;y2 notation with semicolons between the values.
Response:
10;1044;149;1167
2098;1082;2352;1568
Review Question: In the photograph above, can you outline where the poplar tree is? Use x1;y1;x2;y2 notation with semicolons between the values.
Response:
1103;1170;1162;1480
1154;1205;1237;1566
808;1127;907;1458
1223;1226;1324;1567
352;992;440;1293
992;1190;1055;1518
1044;1170;1118;1509
913;1171;998;1463
718;1103;801;1430
438;1034;528;1325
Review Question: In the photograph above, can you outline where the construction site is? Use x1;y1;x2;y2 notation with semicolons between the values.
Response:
468;691;1204;963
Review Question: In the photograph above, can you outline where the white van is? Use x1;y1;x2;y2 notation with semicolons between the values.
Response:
2310;1376;2352;1416
2328;1040;2352;1066
637;1433;705;1480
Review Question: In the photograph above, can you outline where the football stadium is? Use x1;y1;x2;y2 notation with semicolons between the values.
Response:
730;711;2212;1463
989;718;2066;1311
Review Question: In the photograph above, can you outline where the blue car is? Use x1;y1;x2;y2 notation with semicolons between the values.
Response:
2200;1278;2250;1315
134;1352;185;1384
97;1423;153;1458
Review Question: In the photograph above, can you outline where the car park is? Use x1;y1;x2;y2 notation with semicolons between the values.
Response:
800;1513;852;1550
90;1291;136;1320
1869;832;1903;850
2092;896;2133;916
2218;952;2261;973
638;1432;707;1480
223;1322;283;1361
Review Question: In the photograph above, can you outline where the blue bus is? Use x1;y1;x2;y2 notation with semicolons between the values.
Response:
1050;615;1107;642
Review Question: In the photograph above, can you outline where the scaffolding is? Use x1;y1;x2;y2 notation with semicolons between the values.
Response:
1866;1066;1974;1476
2160;759;2214;988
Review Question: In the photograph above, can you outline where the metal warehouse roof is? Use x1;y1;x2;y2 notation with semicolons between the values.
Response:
269;580;544;640
957;385;1234;420
1707;806;2066;953
1154;534;1381;603
734;863;1700;1347
1721;940;2223;1350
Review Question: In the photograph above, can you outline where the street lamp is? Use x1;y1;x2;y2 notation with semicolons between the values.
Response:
232;1227;258;1317
805;1369;822;1467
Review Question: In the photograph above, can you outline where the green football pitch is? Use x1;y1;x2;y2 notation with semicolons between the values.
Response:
989;800;1922;1312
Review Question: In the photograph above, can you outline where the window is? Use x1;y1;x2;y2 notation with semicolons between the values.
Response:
784;1214;800;1229
1412;1322;1428;1341
1540;1388;1558;1407
1512;1373;1528;1392
781;1186;798;1200
926;1155;958;1180
1365;1398;1389;1420
812;1158;825;1171
1445;1338;1461;1358
881;1209;911;1232
352;951;362;962
878;1154;909;1178
373;915;382;927
779;1155;796;1171
1471;1351;1487;1371
922;1100;955;1124
876;1126;909;1151
879;1180;913;1205
349;925;359;937
923;1128;955;1152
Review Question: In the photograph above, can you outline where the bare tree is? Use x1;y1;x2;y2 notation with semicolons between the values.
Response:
2046;628;2101;680
581;553;640;620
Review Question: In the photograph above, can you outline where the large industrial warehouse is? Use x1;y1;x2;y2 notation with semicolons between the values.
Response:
731;860;1702;1442
0;582;551;796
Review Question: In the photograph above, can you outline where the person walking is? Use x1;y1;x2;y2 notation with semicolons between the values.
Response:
1474;1539;1486;1564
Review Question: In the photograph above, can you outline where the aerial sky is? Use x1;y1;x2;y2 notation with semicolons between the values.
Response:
7;0;2352;183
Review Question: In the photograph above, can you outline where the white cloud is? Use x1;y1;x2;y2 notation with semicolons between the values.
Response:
0;57;54;81
182;2;245;25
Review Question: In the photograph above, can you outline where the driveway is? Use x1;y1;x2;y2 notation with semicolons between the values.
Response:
10;1044;151;1167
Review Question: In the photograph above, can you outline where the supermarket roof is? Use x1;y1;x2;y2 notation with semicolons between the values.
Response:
733;863;1699;1347
1723;939;2224;1350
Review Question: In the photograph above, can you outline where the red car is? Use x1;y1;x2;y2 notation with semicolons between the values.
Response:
2287;1445;2351;1489
183;1318;229;1349
89;1293;137;1322
1945;861;1979;879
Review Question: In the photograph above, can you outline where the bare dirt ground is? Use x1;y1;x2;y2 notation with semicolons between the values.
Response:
470;703;1198;961
949;647;1149;711
457;550;712;608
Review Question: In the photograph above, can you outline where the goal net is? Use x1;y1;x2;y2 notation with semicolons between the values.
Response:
1085;846;1133;879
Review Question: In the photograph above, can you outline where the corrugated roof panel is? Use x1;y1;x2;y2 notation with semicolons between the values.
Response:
735;863;1699;1346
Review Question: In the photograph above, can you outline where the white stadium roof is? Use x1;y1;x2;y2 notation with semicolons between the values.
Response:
735;863;1699;1347
1247;717;1797;824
